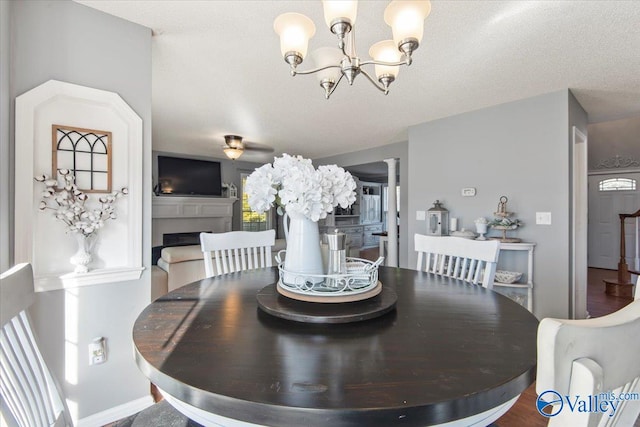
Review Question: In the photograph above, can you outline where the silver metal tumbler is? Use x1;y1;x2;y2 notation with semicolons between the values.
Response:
325;229;347;287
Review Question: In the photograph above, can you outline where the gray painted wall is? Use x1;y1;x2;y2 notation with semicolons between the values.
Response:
315;141;409;267
7;0;152;421
588;115;640;170
407;90;586;319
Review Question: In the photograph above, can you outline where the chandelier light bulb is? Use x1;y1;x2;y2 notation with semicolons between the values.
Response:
310;47;344;98
274;13;316;68
369;40;402;82
322;0;358;46
322;0;358;28
384;0;431;58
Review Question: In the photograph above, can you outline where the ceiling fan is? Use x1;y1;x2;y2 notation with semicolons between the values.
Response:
222;135;274;160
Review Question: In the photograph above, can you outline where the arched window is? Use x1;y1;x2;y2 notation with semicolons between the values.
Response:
52;125;112;192
598;178;636;192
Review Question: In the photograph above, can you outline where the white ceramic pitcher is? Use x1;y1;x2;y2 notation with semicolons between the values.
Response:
281;210;324;284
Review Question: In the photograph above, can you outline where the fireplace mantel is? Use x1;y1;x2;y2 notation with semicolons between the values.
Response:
152;196;237;246
152;195;236;219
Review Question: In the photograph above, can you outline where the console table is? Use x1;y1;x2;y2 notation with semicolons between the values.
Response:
493;242;536;312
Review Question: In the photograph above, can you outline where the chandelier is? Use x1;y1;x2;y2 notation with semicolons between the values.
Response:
274;1;431;99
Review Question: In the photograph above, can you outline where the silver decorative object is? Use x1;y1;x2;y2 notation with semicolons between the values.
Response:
277;257;384;297
427;200;449;236
325;229;348;287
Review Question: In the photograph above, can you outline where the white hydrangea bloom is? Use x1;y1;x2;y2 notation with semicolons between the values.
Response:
245;154;357;222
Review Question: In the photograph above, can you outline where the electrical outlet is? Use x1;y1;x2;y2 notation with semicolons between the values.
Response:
536;212;552;225
89;337;106;365
416;210;426;221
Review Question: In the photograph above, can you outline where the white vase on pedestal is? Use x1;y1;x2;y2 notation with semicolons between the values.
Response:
70;233;97;274
475;220;488;241
282;210;324;285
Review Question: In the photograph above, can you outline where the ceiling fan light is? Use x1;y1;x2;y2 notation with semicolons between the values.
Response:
322;0;358;34
224;134;244;149
274;13;316;64
223;147;243;160
384;0;431;53
369;40;402;80
223;135;245;160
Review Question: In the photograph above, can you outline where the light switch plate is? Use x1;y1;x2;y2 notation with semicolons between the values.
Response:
461;188;476;197
536;212;552;225
416;210;426;221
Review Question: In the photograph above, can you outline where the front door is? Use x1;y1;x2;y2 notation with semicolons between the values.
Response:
588;172;640;269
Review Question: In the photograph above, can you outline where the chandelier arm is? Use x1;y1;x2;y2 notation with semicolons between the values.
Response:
327;73;345;98
360;59;408;68
359;68;388;93
294;64;343;76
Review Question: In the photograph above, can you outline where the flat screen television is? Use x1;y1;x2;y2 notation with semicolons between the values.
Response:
157;156;222;196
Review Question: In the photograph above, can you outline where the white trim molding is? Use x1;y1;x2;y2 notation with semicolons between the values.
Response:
589;167;640;176
593;154;640;170
15;80;144;291
152;195;236;247
77;395;154;427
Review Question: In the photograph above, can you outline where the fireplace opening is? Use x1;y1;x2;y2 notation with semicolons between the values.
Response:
152;231;211;265
163;231;209;247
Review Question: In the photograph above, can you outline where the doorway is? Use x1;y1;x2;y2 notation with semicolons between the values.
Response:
343;161;399;262
588;172;640;270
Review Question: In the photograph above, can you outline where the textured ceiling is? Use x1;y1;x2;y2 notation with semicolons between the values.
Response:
76;1;640;162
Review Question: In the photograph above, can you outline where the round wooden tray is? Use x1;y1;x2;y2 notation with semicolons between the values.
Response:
256;283;397;324
277;280;382;303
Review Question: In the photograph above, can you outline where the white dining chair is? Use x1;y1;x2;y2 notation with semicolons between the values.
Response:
414;234;500;288
200;230;276;278
536;299;640;426
0;263;198;427
0;263;72;427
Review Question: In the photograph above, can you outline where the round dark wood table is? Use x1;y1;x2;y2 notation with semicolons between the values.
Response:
133;267;538;427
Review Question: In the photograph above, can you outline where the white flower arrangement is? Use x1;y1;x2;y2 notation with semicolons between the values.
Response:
488;217;523;228
35;169;128;236
245;154;357;221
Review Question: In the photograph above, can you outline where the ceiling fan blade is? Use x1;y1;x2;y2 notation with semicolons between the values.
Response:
244;141;274;153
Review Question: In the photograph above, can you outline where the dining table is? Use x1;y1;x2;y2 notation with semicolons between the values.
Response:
133;266;538;427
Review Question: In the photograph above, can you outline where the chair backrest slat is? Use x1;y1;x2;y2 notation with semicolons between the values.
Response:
1;263;72;427
414;234;500;288
200;230;276;278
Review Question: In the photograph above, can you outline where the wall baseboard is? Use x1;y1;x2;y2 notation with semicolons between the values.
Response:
77;395;154;427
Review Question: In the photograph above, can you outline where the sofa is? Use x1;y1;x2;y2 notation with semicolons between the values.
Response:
152;239;287;299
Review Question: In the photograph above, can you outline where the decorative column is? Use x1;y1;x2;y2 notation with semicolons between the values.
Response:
384;158;398;267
